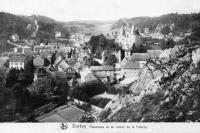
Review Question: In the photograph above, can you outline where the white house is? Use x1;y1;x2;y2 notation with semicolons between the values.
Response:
90;66;115;78
9;55;25;69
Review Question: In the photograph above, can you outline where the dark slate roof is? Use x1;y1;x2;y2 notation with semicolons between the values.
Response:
122;60;140;69
35;105;85;122
122;53;148;69
9;55;25;62
130;53;148;61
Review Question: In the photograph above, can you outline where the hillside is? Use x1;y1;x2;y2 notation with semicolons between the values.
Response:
98;39;200;122
0;12;32;40
0;12;70;41
0;12;114;43
112;13;198;34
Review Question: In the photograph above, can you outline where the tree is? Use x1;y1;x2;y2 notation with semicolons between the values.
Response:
161;38;175;50
188;13;200;41
161;25;171;35
104;54;118;66
98;34;107;48
87;34;119;55
6;69;18;88
85;57;101;66
131;44;147;53
22;55;35;86
73;81;106;102
12;83;31;114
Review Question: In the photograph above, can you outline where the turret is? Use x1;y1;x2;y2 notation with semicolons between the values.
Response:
120;25;126;35
131;24;135;33
134;28;140;36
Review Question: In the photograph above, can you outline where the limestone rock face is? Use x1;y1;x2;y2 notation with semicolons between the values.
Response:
107;44;200;122
130;67;162;96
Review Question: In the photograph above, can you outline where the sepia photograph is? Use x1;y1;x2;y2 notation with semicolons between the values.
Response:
0;0;200;130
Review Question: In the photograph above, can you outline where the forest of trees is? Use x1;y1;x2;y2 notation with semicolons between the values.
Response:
0;12;70;42
87;34;120;58
112;13;199;34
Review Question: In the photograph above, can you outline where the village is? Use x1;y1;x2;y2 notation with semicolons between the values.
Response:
0;19;185;122
0;10;195;122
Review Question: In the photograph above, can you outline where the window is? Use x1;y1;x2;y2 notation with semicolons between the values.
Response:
15;62;18;65
20;63;23;65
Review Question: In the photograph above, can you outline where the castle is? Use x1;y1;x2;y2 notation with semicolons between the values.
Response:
115;24;141;62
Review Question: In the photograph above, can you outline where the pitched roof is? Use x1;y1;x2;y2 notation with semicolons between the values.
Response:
130;53;148;61
33;56;44;67
122;53;148;69
94;73;108;78
147;50;163;57
120;57;129;67
9;55;25;62
90;66;115;71
58;60;69;72
123;60;140;69
35;105;85;122
85;73;99;82
72;62;83;71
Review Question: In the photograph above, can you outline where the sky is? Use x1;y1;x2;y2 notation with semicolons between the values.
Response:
0;0;200;21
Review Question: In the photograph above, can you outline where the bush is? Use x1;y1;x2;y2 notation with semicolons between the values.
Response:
73;81;106;102
99;108;111;121
80;114;95;122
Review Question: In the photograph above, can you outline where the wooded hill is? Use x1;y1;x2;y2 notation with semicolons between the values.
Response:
0;12;70;41
112;13;199;34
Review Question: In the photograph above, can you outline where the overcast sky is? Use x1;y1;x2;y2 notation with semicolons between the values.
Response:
0;0;200;21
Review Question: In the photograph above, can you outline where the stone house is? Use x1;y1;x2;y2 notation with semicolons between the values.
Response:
89;66;115;77
121;53;148;77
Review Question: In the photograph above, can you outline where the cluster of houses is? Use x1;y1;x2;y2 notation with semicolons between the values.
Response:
6;24;164;90
0;23;168;122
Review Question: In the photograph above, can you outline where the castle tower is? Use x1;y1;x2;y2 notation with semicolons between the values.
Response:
120;25;126;36
131;24;135;34
130;28;141;48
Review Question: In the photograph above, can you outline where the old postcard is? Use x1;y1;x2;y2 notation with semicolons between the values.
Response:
0;0;200;132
